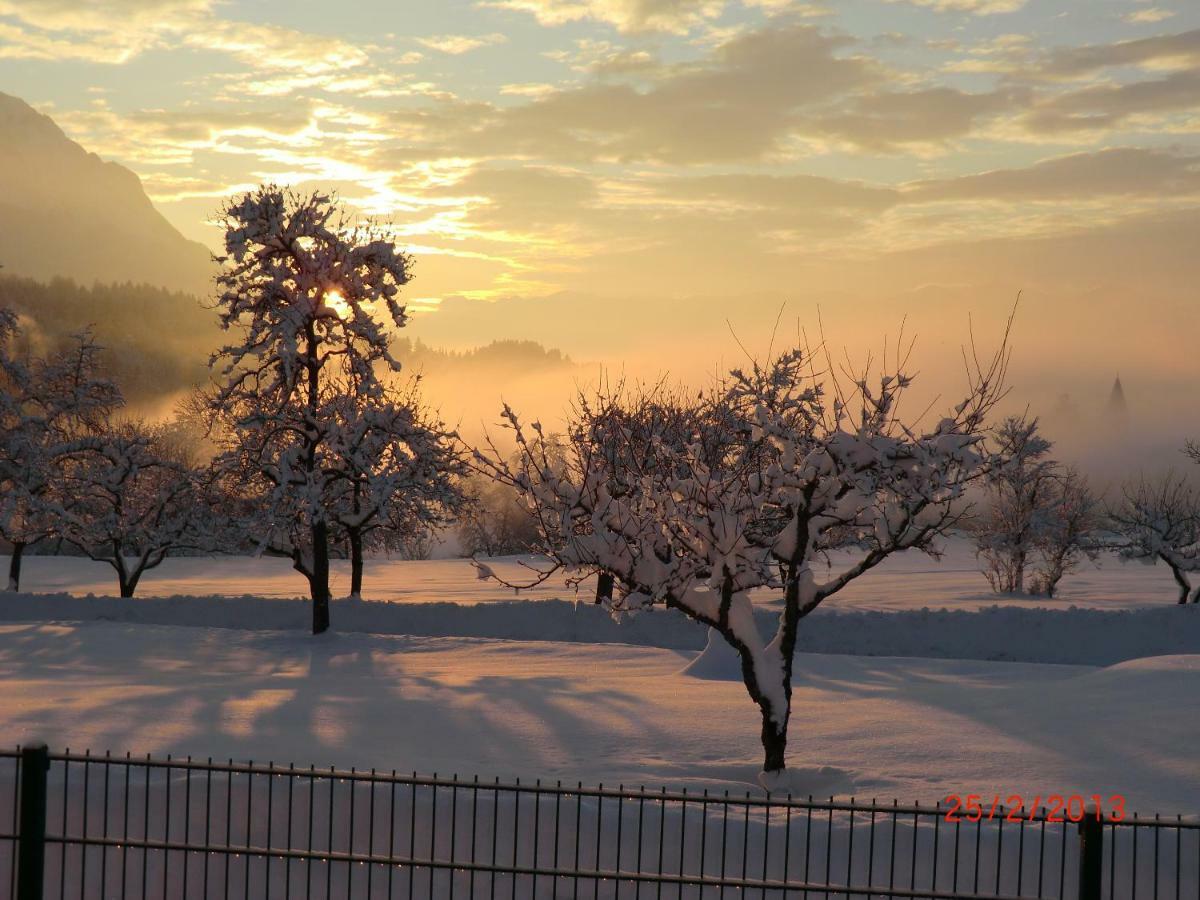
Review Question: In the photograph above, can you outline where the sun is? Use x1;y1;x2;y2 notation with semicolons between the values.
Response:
322;289;351;318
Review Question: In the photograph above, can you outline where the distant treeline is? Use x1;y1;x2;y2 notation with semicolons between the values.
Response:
392;336;575;374
0;274;212;404
0;274;577;407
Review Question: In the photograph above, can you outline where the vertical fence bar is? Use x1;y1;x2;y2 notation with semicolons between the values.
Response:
10;750;22;900
16;743;49;900
1079;811;1104;900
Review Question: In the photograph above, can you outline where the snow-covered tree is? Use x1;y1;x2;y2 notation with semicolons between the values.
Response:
327;383;468;598
973;415;1058;594
59;421;207;598
476;334;1008;780
0;318;121;590
974;417;1101;597
565;382;745;604
1110;473;1200;604
1029;466;1100;598
203;186;412;633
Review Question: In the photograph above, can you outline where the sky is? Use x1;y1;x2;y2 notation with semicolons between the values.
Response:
1;0;1198;455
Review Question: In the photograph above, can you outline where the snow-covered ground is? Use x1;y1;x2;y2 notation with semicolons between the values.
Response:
4;539;1199;666
4;539;1189;612
2;539;1197;817
0;622;1196;814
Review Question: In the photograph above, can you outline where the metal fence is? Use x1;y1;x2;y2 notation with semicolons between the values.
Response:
0;746;1196;899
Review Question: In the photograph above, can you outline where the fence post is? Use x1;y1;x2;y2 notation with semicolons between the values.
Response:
17;743;50;900
1077;810;1103;900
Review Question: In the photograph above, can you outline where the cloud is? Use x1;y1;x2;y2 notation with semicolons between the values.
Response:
886;0;1027;15
402;22;1147;163
479;0;726;33
48;99;401;187
1125;7;1175;24
0;0;212;30
1042;28;1200;79
656;172;898;211
416;33;508;54
801;86;1024;152
0;0;381;88
420;24;880;163
909;148;1200;201
481;0;831;33
398;143;1200;305
0;0;212;62
743;0;829;13
499;82;562;97
941;33;1032;73
1023;68;1200;134
544;39;662;75
183;20;368;73
0;21;151;63
426;165;600;233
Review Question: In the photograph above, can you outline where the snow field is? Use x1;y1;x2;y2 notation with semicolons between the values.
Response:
1;623;1197;814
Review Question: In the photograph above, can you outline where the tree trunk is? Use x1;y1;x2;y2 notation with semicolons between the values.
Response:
1167;558;1191;604
761;711;788;773
349;527;364;600
301;318;331;634
311;520;331;634
112;554;137;598
594;571;613;604
725;574;794;776
7;542;24;592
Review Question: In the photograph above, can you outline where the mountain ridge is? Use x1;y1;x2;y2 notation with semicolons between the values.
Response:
0;92;213;295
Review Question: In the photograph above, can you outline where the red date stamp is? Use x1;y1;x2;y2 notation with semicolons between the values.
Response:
944;794;1127;823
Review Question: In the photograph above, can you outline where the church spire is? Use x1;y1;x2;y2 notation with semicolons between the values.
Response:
1108;375;1127;418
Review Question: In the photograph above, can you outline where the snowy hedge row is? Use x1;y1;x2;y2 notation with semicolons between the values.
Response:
1;592;1197;666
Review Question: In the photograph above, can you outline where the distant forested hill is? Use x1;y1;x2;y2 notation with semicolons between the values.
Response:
392;336;575;374
0;276;579;413
0;274;213;404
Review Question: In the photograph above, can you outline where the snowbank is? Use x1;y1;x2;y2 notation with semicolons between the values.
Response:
2;590;1199;666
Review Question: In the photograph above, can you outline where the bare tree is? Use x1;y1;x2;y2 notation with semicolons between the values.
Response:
1029;466;1100;598
457;473;542;558
1110;473;1200;604
973;415;1059;594
475;327;1009;780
